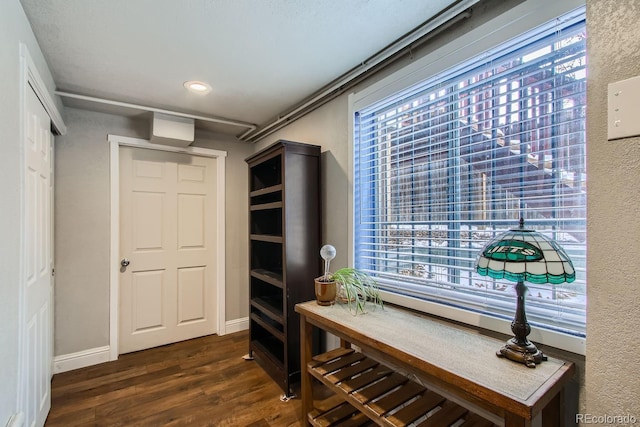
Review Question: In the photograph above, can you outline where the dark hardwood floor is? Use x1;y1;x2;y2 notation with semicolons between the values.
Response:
45;331;303;427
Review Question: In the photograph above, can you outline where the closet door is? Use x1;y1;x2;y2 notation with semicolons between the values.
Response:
23;85;54;427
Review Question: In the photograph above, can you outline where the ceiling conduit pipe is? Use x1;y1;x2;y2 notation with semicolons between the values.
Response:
55;91;258;133
239;0;479;143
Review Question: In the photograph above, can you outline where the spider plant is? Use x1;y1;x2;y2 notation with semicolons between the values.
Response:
330;267;383;315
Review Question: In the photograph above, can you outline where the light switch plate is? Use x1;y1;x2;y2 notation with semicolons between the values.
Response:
608;75;640;140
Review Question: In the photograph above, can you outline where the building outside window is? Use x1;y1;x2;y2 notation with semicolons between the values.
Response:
353;9;586;342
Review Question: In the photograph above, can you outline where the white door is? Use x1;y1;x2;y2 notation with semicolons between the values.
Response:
119;147;218;354
23;85;54;427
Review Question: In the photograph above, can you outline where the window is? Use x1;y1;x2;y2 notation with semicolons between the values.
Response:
353;10;586;340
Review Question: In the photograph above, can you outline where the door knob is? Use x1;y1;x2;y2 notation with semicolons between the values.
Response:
121;258;130;267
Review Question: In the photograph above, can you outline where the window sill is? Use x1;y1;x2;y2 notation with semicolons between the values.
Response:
381;290;586;356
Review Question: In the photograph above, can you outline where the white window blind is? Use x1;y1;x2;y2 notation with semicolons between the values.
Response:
354;12;586;337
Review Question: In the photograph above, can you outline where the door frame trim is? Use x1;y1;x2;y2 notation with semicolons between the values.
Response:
17;43;65;423
108;134;227;361
19;43;66;135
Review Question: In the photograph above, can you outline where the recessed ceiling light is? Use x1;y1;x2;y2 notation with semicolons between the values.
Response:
183;80;211;94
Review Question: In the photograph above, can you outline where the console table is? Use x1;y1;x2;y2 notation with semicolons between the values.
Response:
296;301;574;427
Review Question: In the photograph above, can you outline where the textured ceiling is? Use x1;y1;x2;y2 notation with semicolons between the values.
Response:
21;0;458;137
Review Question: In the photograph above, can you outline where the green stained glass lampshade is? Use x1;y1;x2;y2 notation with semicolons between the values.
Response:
475;218;575;367
475;220;576;285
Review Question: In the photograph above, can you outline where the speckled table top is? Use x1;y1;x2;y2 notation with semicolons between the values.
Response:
297;300;572;404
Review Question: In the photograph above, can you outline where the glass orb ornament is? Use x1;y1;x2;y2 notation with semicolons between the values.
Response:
320;244;336;280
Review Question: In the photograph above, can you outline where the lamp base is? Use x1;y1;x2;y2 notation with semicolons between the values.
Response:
496;338;547;368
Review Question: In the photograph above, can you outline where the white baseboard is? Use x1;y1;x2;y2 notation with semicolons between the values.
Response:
53;345;111;374
53;321;247;374
225;317;249;334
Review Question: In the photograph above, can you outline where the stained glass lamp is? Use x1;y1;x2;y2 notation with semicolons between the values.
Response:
475;218;575;368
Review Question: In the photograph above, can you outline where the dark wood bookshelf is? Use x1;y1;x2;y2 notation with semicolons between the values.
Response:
245;140;321;397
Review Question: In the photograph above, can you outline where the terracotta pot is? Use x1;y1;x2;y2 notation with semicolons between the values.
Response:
314;277;336;306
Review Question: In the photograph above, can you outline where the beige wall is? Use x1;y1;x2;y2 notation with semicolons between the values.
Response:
54;108;254;356
585;0;640;419
0;0;61;422
193;130;254;321
255;101;351;270
55;108;148;354
28;0;640;422
258;0;640;423
254;1;640;422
